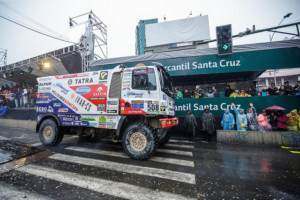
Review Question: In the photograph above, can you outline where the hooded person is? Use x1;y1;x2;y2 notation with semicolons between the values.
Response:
230;90;240;98
221;109;235;130
232;103;248;131
183;110;198;141
286;109;300;132
200;108;216;141
257;110;272;131
246;103;263;131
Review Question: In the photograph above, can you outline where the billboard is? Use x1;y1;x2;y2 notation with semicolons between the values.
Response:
145;15;210;47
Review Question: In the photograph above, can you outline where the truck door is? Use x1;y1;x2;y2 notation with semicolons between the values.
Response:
120;67;160;115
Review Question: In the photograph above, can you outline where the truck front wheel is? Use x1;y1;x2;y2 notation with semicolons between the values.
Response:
122;123;157;160
39;119;63;146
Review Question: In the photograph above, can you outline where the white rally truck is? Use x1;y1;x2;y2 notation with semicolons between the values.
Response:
36;62;178;160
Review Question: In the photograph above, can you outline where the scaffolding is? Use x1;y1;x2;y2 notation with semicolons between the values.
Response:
0;48;7;69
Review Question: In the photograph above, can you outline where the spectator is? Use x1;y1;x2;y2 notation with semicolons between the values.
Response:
18;89;23;108
230;90;240;98
257;92;262;96
261;89;268;96
257;111;272;131
232;103;248;131
278;85;286;96
238;90;251;97
266;92;270;96
183;110;197;141
294;84;300;96
246;87;256;96
277;111;287;131
14;90;20;108
247;103;263;131
284;81;293;95
29;87;36;107
266;83;278;96
286;109;300;132
221;109;235;130
225;85;234;97
194;85;204;98
293;81;300;92
205;86;216;98
22;88;29;108
7;90;15;108
183;88;192;98
269;111;278;131
200;108;216;142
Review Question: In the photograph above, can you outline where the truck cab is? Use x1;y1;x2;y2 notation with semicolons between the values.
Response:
36;63;178;160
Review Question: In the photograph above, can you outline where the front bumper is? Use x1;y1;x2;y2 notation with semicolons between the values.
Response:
159;117;179;129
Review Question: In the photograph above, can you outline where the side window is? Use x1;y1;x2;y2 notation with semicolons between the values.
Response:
132;69;157;91
109;72;121;98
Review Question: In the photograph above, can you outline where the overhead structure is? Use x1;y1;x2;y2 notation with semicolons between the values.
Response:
0;10;107;86
69;11;108;72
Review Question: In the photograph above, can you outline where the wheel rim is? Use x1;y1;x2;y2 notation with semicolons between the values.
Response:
129;132;147;151
43;125;54;140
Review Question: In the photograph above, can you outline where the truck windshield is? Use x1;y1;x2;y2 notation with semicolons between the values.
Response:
132;68;157;90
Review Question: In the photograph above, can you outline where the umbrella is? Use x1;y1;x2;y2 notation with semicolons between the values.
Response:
265;105;286;111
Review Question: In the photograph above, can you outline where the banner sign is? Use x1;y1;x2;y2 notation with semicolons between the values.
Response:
91;47;300;76
174;96;300;117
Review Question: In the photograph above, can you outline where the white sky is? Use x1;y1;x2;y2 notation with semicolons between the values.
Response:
0;0;299;64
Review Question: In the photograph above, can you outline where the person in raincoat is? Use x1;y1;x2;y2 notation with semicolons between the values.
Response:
246;103;263;131
232;103;248;131
183;110;198;141
286;109;300;132
221;109;235;130
257;110;272;131
200;108;216;141
175;88;183;99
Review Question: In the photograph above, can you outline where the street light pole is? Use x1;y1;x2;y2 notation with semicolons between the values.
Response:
270;13;293;42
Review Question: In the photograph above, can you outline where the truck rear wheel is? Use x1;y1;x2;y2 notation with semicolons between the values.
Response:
122;123;157;160
39;119;63;146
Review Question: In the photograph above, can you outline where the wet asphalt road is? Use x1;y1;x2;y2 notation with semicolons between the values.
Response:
0;127;299;200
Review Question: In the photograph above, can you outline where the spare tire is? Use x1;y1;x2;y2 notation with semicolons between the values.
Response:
122;123;158;160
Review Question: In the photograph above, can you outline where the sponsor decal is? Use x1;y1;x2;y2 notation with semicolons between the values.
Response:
133;69;154;75
54;103;61;107
36;107;47;112
74;95;91;111
58;108;68;112
97;104;106;111
38;82;51;86
107;101;118;105
107;110;117;113
92;72;98;75
62;117;75;122
99;117;106;122
98;122;106;128
52;90;78;111
90;97;106;100
53;82;69;94
36;100;51;104
163;94;167;100
47;106;54;113
122;87;130;91
38;87;51;93
80;118;95;122
93;86;107;96
37;94;50;99
99;71;108;80
75;87;91;95
160;106;166;111
75;78;93;84
126;92;143;98
89;122;98;127
147;101;159;113
68;79;72;85
131;100;144;103
131;103;144;109
38;77;52;82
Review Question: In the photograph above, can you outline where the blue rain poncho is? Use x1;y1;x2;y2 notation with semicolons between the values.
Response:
221;109;235;130
233;107;248;131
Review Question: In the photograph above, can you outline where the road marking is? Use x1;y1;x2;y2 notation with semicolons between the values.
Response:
281;146;292;149
30;142;42;147
0;181;53;200
157;149;193;157
17;165;196;200
49;153;196;184
169;139;194;144
164;143;194;149
289;151;300;154
66;146;194;167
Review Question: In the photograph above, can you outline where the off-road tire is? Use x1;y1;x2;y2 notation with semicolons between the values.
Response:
122;123;158;160
159;129;171;146
39;119;64;146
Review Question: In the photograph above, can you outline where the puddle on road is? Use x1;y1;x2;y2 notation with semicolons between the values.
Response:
0;139;54;174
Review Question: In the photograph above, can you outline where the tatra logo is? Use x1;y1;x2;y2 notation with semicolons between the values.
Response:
68;79;72;85
75;78;93;84
99;71;108;80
